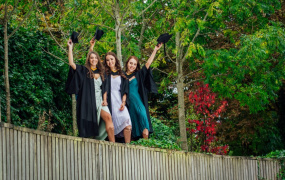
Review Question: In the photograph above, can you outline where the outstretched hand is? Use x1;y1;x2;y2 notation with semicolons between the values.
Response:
155;43;163;51
67;39;73;47
90;38;95;46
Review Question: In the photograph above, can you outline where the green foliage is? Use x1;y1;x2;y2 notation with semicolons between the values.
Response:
0;25;72;134
220;109;284;156
204;23;285;113
130;116;181;150
264;150;285;158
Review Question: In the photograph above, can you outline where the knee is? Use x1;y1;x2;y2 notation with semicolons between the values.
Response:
125;125;132;131
143;129;149;136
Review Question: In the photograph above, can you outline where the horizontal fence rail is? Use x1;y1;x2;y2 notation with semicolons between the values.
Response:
0;122;283;180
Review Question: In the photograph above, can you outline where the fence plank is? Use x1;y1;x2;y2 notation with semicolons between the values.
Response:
67;139;71;180
6;128;11;180
74;140;78;180
81;141;86;180
10;129;14;180
29;133;35;180
47;136;51;180
59;138;63;180
84;141;89;180
55;137;60;180
52;136;56;180
78;141;82;180
63;139;67;180
2;128;7;180
131;148;135;179
127;147;132;180
91;143;96;180
99;144;103;179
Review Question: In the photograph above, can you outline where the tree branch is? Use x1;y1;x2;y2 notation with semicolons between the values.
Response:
183;68;203;78
184;73;227;87
181;10;209;62
98;0;115;19
8;0;36;39
153;67;168;75
42;13;67;54
7;0;20;20
89;23;115;31
41;47;69;65
138;0;157;17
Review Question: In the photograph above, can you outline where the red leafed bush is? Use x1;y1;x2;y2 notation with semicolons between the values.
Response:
188;82;229;155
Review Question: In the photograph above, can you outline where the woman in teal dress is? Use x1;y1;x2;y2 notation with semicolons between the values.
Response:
124;43;163;139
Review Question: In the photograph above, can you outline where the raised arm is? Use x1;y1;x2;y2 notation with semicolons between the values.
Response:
145;43;163;69
89;38;96;52
67;39;76;70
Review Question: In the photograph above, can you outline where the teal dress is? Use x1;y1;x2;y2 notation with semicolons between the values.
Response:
128;78;149;138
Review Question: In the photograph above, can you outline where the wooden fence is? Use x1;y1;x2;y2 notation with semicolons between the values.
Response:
0;122;283;180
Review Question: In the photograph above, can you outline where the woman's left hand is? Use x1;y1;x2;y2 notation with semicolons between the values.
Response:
119;102;125;111
102;101;108;106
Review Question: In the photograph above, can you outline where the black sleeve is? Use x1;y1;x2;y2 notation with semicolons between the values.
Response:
65;65;85;95
138;65;149;82
124;77;129;95
102;74;108;95
140;66;158;94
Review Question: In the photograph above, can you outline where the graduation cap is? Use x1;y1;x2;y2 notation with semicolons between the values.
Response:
71;31;79;43
93;27;104;41
157;33;172;57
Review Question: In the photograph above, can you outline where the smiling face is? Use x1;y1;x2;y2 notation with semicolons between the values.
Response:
127;58;138;73
89;53;98;67
105;54;116;70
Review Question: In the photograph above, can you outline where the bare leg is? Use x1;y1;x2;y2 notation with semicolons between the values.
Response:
100;110;115;143
123;125;132;143
142;128;149;139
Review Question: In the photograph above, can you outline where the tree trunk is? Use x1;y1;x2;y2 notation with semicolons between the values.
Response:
4;18;11;123
72;94;78;136
114;2;123;66
176;32;188;151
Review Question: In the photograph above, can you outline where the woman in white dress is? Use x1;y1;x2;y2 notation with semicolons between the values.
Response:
104;52;132;143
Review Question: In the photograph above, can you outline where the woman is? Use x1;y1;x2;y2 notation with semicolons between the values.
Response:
104;52;132;143
124;43;162;139
65;39;115;142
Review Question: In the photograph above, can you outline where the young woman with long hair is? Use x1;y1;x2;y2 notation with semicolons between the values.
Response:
124;43;162;140
65;39;115;142
104;52;132;143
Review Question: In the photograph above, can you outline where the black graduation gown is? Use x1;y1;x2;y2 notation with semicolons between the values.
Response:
105;74;129;115
125;65;158;134
65;65;107;138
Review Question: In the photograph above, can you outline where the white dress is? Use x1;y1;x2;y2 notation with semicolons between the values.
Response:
111;76;132;136
94;77;111;140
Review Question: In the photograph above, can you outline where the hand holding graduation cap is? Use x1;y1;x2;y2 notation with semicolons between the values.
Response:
67;39;73;48
155;43;163;51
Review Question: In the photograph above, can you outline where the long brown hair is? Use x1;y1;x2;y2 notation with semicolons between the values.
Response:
85;51;105;81
124;56;141;73
104;52;126;78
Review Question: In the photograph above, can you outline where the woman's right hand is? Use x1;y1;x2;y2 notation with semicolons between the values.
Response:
90;38;95;46
67;39;73;47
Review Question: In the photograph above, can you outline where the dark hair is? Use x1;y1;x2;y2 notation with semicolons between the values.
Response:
124;56;141;73
104;52;126;78
85;51;105;81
